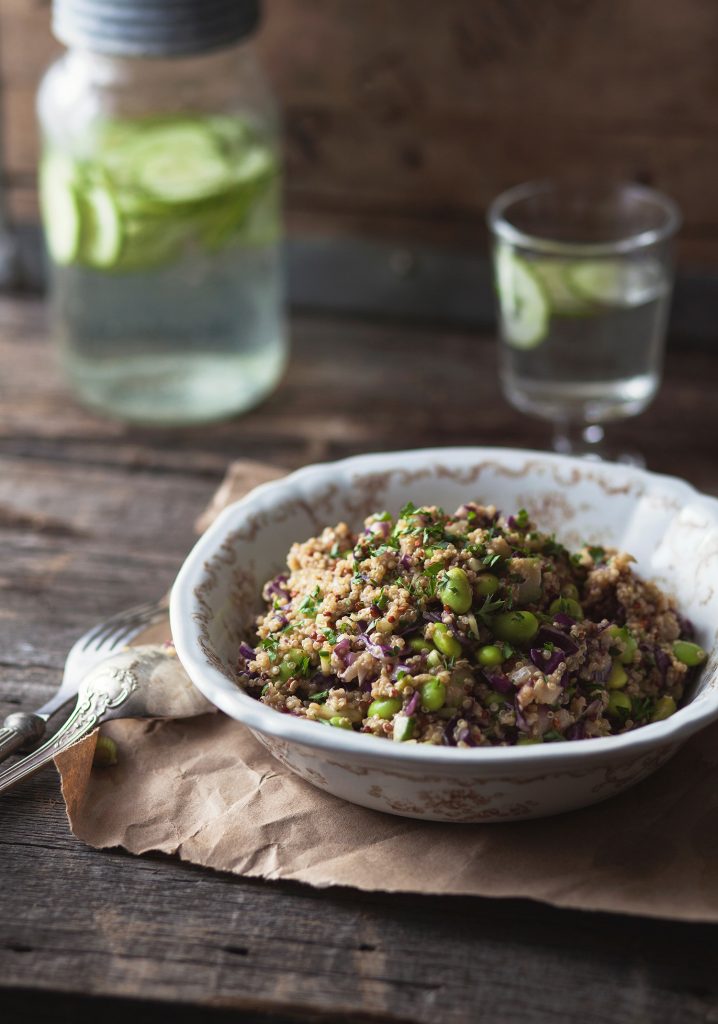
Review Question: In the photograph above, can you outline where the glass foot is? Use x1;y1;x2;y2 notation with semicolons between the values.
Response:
552;422;645;468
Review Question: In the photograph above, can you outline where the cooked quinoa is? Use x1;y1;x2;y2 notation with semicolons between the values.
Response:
237;502;706;747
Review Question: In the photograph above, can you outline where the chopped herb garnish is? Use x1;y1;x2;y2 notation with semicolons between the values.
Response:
482;553;503;569
588;545;607;564
543;729;566;742
515;508;529;529
322;628;338;645
261;635;280;661
310;690;329;704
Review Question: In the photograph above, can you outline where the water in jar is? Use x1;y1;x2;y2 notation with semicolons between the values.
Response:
494;246;671;424
40;114;286;424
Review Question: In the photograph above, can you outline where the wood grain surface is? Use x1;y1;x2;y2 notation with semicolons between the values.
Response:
1;296;717;1022
2;0;718;266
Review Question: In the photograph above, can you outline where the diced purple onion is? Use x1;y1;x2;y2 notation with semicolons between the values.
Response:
530;647;566;674
264;573;288;600
442;714;460;746
584;699;603;719
507;515;517;529
399;554;412;571
654;646;671;682
514;700;530;733
238;642;255;662
486;671;512;694
677;613;695;641
456;726;476;747
566;721;585;740
344;652;358;667
405;691;420;716
360;678;373;693
536;625;578;655
333;637;352;658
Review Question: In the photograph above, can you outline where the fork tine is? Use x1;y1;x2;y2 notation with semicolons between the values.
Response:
103;608;167;651
81;601;165;651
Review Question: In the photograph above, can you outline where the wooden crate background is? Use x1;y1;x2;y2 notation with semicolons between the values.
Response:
1;0;716;267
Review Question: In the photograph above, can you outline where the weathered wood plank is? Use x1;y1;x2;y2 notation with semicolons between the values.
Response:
3;0;718;264
1;295;718;1022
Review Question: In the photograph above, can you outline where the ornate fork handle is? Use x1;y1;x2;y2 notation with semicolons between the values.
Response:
0;712;47;761
0;666;138;794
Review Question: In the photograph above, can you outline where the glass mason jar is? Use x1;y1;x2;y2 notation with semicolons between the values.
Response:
37;1;286;424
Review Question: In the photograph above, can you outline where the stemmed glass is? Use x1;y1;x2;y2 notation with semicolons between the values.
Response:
487;181;681;463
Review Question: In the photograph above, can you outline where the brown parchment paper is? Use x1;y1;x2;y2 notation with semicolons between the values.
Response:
56;460;718;922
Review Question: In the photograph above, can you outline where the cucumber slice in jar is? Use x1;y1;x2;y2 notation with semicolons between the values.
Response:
495;245;550;348
80;182;123;268
112;123;233;203
568;258;667;308
39;153;82;266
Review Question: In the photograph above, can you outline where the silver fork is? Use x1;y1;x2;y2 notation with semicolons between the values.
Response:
0;599;167;762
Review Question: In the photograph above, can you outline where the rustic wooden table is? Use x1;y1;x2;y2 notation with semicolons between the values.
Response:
1;296;717;1024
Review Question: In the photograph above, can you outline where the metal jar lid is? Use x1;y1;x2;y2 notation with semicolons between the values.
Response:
53;0;261;57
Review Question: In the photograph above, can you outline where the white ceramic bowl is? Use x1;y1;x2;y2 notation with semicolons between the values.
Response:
170;447;718;822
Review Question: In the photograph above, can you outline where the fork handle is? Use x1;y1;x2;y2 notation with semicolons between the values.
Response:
0;704;96;794
0;713;47;762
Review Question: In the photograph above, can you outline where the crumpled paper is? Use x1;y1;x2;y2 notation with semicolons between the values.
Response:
55;459;718;922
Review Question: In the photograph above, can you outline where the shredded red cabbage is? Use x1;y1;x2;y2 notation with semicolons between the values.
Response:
238;641;255;662
552;611;577;629
486;671;512;694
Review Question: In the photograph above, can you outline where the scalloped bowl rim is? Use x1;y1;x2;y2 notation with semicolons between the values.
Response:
170;446;718;768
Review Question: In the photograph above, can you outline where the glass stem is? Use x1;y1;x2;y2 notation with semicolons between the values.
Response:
552;421;606;459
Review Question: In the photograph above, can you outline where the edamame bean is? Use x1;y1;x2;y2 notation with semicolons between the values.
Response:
478;644;504;667
607;691;632;717
278;648;306;682
420;677;447;711
517;736;542;745
439;567;472;614
426;649;443;668
652;695;677;721
329;716;353;729
606;625;637;665
607;660;628;690
485;692;508;708
549;597;584;620
367;697;402;720
475;573;500;596
492;610;539;645
408;635;432;653
561;583;580;601
432;623;462;659
672;640;706;667
393;714;416;742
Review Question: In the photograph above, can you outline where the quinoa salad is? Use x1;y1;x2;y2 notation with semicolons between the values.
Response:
237;503;706;747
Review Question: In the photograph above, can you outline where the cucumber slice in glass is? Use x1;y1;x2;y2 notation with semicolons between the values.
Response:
39;153;82;266
532;260;595;317
568;259;667;308
81;182;123;268
495;245;550;348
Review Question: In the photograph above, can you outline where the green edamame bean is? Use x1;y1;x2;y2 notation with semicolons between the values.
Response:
426;649;443;668
367;697;402;720
561;583;580;601
492;610;539;646
606;625;637;665
607;691;632;717
278;648;306;682
432;623;462;659
517;736;542;745
607;660;628;690
652;695;677;721
393;714;416;742
478;644;504;667
408;635;432;653
439;566;472;614
475;573;500;596
672;640;706;667
549;597;584;620
329;716;353;729
485;691;508;708
420;677;447;711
